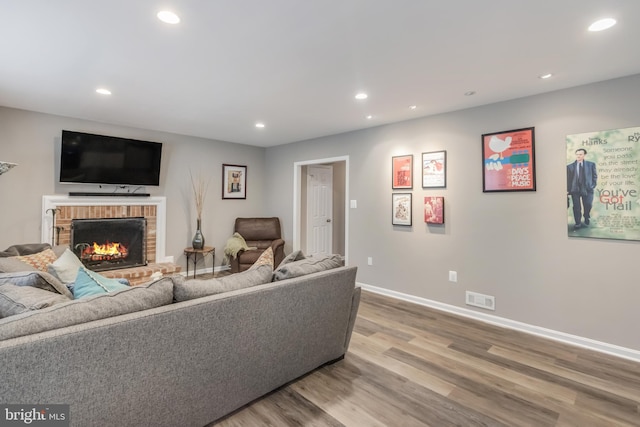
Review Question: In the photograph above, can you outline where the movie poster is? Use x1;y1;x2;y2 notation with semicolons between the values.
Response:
482;127;536;192
566;126;640;240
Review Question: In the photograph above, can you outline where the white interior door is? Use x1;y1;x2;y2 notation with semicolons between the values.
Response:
306;165;333;256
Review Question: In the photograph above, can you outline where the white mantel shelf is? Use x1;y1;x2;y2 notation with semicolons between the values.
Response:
41;195;169;262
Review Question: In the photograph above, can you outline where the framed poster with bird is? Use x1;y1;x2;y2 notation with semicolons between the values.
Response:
481;127;536;192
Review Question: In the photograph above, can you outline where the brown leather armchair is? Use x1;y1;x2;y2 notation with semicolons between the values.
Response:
229;217;285;273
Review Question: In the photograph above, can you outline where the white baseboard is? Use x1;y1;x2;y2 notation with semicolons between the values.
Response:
358;282;640;363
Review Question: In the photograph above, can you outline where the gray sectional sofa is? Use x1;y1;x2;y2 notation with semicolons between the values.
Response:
0;245;360;427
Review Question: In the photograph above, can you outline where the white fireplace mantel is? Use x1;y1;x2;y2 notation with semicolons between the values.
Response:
42;195;168;262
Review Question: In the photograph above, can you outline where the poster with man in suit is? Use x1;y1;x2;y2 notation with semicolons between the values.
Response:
566;126;640;240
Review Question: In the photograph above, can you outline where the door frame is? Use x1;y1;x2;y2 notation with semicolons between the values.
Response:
293;155;349;265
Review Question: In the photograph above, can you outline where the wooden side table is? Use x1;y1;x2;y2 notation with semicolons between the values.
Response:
184;246;215;279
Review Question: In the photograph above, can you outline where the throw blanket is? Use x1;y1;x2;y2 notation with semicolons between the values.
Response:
223;232;257;263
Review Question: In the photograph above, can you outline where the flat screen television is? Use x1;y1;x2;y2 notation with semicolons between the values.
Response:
59;130;163;186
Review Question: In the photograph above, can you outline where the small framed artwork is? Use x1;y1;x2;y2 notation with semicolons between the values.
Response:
222;164;247;199
392;193;412;226
422;151;446;188
392;155;413;189
424;196;444;224
482;127;536;192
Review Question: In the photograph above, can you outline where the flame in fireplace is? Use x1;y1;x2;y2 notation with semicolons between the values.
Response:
82;241;129;261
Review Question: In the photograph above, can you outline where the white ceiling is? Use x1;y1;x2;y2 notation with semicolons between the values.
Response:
2;1;640;147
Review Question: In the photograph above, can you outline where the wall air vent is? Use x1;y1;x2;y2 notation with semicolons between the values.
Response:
465;291;496;311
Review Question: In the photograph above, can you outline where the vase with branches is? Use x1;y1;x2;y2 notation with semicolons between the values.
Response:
190;170;209;249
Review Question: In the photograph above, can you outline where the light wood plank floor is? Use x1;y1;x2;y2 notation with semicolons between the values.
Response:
212;290;640;426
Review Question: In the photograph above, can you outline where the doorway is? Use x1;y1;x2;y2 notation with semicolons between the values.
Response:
293;156;349;263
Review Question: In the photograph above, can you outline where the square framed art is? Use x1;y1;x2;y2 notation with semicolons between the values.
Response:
392;155;413;189
482;127;536;192
422;150;446;188
392;193;412;226
222;164;247;199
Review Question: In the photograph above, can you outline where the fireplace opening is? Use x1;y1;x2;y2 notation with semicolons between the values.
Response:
71;217;147;272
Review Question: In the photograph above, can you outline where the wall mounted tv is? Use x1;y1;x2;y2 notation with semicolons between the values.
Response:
59;130;163;186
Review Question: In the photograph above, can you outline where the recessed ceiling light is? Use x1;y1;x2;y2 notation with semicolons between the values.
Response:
157;11;180;24
355;93;368;100
539;73;553;79
255;123;265;128
366;115;373;120
464;91;476;96
588;18;616;32
409;105;417;110
96;88;111;95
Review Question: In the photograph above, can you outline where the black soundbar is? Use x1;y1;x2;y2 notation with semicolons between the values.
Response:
68;192;151;197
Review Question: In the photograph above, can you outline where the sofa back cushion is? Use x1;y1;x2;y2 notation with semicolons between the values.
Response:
0;271;73;299
0;277;174;341
0;284;70;318
273;254;344;281
173;264;272;302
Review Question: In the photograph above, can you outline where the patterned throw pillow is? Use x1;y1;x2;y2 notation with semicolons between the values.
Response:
15;249;58;272
248;247;274;270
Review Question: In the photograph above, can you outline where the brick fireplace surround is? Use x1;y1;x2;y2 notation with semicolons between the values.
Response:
42;195;180;285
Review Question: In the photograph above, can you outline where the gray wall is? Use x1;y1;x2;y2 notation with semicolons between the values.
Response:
1;74;639;351
265;74;640;351
0;107;267;269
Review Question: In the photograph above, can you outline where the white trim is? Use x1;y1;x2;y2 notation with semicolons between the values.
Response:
42;195;168;262
293;156;349;264
359;282;640;363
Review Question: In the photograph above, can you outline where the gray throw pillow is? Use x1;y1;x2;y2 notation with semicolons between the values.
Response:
0;271;73;299
0;284;70;318
276;250;306;269
273;254;344;281
173;264;273;302
0;257;37;273
0;277;174;341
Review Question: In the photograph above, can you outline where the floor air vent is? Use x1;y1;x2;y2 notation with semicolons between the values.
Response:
465;291;495;311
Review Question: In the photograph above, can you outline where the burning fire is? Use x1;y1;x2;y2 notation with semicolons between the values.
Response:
82;241;128;261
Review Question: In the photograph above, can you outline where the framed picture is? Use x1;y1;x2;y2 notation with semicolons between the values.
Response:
392;193;412;226
482;127;536;192
392;155;413;189
222;164;247;199
422;151;446;188
424;196;444;224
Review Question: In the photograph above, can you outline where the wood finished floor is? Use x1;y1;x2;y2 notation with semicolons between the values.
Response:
211;290;640;426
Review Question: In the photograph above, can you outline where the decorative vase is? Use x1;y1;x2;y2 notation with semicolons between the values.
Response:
192;219;205;249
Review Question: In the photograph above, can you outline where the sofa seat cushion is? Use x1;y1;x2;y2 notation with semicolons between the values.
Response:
0;277;174;341
173;264;272;302
0;270;74;299
0;284;70;318
273;254;344;281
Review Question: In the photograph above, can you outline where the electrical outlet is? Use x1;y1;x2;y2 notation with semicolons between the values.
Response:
367;257;373;266
448;270;457;282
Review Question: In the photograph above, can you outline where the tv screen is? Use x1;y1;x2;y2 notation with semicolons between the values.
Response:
60;130;162;186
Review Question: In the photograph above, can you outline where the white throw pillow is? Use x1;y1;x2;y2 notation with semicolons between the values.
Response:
47;248;84;285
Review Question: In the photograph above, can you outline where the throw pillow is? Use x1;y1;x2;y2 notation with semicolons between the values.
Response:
0;271;73;299
248;247;274;270
0;283;70;318
14;248;58;272
276;250;306;269
47;248;84;285
0;277;174;341
173;264;273;302
273;254;344;281
0;257;37;273
72;267;130;299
